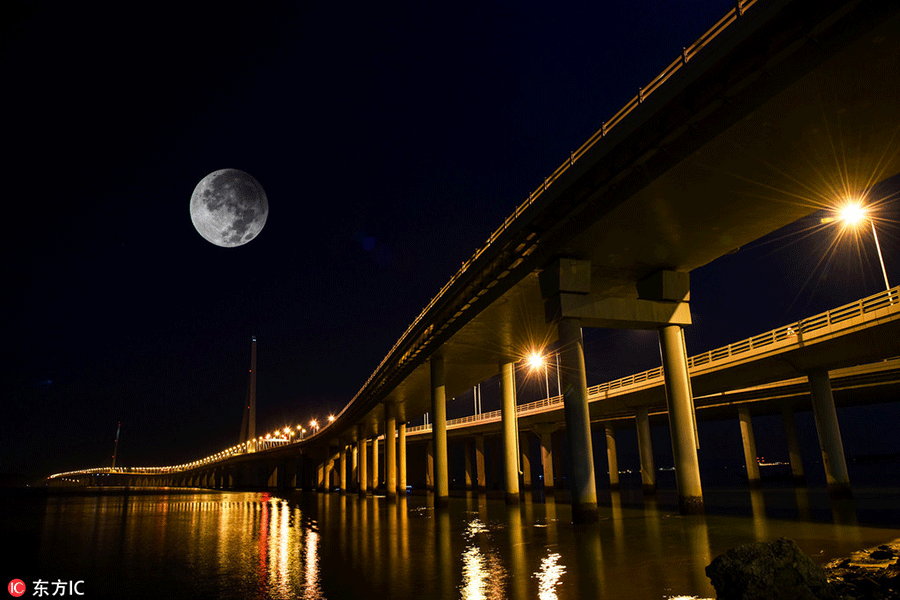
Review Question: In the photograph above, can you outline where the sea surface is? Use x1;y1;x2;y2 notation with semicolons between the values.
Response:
4;478;900;599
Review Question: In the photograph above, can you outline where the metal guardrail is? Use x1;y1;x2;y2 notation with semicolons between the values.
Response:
348;0;760;408
54;285;900;478
405;285;900;434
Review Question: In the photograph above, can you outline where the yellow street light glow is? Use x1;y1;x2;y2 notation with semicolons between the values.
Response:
528;351;546;370
839;202;866;226
328;415;335;422
822;198;892;291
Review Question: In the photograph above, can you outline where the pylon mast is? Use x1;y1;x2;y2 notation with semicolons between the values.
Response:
248;336;257;452
111;421;121;468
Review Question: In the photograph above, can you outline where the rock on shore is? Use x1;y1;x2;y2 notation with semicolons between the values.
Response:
705;538;900;599
822;538;900;599
705;538;837;599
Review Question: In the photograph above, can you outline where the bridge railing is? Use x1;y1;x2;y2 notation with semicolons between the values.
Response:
348;0;760;411
406;285;900;435
56;286;899;476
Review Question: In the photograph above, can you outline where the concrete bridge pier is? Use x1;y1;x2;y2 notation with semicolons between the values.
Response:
431;355;450;508
370;435;379;492
635;408;656;494
520;434;532;489
532;424;557;492
807;369;851;498
538;259;604;522
358;426;369;497
324;452;335;492
264;463;278;489
779;403;806;485
738;406;761;488
605;424;619;490
464;440;473;489
659;324;704;514
385;404;397;500
557;317;599;523
500;361;521;504
425;440;434;491
339;443;348;493
475;434;486;491
351;443;359;493
398;421;407;495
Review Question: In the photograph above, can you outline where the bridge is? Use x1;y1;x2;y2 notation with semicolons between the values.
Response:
50;287;900;509
48;0;900;522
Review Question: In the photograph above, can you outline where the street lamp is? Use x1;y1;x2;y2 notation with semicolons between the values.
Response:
822;201;891;291
527;351;550;399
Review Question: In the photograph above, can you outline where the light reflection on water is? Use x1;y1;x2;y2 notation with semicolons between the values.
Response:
460;518;507;600
13;486;900;599
534;552;565;600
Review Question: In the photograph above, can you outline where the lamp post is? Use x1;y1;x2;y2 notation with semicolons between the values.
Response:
823;202;890;291
528;351;550;399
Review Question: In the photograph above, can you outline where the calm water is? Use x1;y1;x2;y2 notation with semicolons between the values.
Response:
4;485;900;599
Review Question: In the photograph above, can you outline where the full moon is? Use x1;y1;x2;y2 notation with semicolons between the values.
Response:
190;169;268;247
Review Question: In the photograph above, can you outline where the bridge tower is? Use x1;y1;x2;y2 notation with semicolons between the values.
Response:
239;336;258;453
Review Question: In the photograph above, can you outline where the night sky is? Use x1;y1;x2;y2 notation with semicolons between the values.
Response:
4;1;900;482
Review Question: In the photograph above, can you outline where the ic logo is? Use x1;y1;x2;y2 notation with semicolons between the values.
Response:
7;580;26;598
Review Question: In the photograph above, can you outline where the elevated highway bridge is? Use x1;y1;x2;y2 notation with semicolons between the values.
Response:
49;0;900;521
52;287;900;503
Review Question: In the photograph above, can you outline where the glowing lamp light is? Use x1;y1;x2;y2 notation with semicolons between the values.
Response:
839;202;866;226
528;351;545;370
822;199;891;292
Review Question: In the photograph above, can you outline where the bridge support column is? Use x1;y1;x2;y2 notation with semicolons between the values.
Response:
738;406;761;487
807;369;851;497
431;355;450;508
464;440;473;489
317;461;325;492
398;421;407;495
358;427;368;497
385;405;397;500
500;361;520;504
605;424;619;490
520;435;532;489
339;443;348;493
780;403;806;485
533;425;555;492
370;436;379;492
557;317;598;523
475;434;486;491
636;408;656;494
351;443;359;493
659;324;704;514
426;440;434;490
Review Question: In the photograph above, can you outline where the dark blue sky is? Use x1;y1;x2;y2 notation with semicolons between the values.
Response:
3;0;899;480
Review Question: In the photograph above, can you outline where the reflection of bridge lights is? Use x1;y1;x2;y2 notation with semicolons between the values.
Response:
534;552;566;600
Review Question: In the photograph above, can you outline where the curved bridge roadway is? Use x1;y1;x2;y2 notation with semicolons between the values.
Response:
50;0;900;522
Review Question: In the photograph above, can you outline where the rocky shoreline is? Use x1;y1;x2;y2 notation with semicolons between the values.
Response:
705;538;900;599
823;538;900;599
